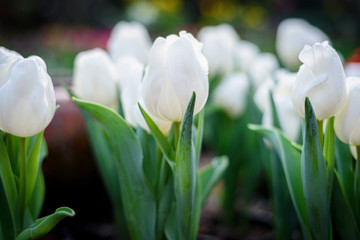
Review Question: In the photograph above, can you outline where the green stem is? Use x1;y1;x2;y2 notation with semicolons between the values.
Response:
19;137;26;227
317;120;324;149
174;121;181;151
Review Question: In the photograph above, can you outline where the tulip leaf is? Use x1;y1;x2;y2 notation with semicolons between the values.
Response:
269;92;299;238
335;136;358;211
248;124;311;239
15;207;75;240
74;97;156;240
0;133;19;232
137;127;157;191
29;171;45;221
156;174;174;240
332;172;360;239
0;177;16;240
174;92;196;240
190;156;228;240
139;104;175;165
24;132;45;214
302;98;329;240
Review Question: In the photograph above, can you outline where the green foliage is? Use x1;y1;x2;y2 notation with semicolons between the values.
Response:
74;92;228;240
0;132;74;240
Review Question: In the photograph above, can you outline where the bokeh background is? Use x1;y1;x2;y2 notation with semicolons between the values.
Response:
1;0;359;74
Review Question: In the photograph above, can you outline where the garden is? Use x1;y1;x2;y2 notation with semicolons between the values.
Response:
0;0;360;239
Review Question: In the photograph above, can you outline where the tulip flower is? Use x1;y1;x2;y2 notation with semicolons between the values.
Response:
197;24;239;76
334;77;360;145
233;40;259;72
248;53;279;88
276;18;329;70
117;56;172;135
142;31;209;122
107;21;152;64
211;72;249;118
0;48;56;137
73;48;119;110
292;41;346;120
256;69;301;142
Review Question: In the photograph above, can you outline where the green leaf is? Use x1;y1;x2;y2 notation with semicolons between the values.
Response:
137;127;157;191
248;124;311;239
15;207;75;240
156;174;174;240
0;177;16;240
24;132;44;213
0;133;19;232
332;172;360;239
29;171;45;221
139;104;175;165
81;106;130;239
190;156;228;240
74;97;156;240
302;98;329;240
335;136;359;220
174;92;196;240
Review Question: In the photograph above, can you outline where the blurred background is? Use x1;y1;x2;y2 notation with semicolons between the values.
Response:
1;0;359;239
1;0;359;74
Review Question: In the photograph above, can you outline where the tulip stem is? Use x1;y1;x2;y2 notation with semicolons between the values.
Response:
19;137;26;227
317;120;323;149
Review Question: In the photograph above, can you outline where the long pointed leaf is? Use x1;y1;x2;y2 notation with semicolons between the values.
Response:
174;92;196;240
302;98;329;240
249;124;311;239
0;177;16;239
139;104;175;164
0;133;19;232
74;97;156;240
190;156;228;240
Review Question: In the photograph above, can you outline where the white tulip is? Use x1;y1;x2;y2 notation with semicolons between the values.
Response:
107;21;152;64
292;41;346;120
142;31;209;122
233;40;259;72
345;62;360;78
256;69;301;141
276;18;329;70
118;58;172;135
334;77;360;145
73;48;119;110
211;72;249;118
0;48;56;137
197;24;240;76
248;53;279;88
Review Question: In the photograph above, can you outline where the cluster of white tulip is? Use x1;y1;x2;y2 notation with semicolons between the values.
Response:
73;22;209;135
290;40;360;155
0;47;56;137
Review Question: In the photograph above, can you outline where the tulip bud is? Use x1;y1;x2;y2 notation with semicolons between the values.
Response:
248;53;279;88
255;69;301;141
73;48;119;110
197;24;240;76
142;31;209;122
292;41;346;120
107;21;152;64
211;73;249;118
334;77;360;145
345;62;360;78
233;40;259;72
276;18;329;70
0;48;56;137
118;57;173;135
